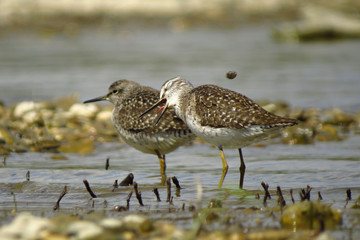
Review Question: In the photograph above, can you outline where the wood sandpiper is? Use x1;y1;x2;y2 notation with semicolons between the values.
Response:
141;77;298;188
84;80;194;183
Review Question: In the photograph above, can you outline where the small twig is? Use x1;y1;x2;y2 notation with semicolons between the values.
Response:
170;196;174;205
119;173;134;186
105;157;110;170
26;170;30;181
126;191;133;210
346;188;352;201
172;176;181;197
318;191;323;201
276;186;286;207
300;185;312;201
2;156;6;166
182;203;185;211
255;193;260;199
83;179;97;198
134;182;144;206
112;180;118;192
153;188;161;202
11;192;17;212
166;177;171;203
261;182;271;204
290;189;295;204
53;186;68;211
344;188;352;208
172;176;181;189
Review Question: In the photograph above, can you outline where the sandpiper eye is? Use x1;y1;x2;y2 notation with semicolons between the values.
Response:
112;89;118;94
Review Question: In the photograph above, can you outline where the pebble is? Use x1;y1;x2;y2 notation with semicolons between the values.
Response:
96;110;112;122
58;138;95;154
0;125;15;145
69;103;99;119
0;212;54;240
100;218;124;230
0;97;358;155
67;221;103;240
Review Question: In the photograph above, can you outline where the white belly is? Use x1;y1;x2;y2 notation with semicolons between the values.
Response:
185;112;282;149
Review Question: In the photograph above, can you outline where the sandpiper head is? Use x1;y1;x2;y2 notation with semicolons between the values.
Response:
159;77;193;105
139;77;193;125
83;80;140;105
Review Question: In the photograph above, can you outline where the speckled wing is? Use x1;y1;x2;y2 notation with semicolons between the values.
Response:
193;85;296;129
116;88;189;134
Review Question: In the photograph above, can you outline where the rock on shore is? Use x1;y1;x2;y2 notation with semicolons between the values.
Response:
1;96;359;155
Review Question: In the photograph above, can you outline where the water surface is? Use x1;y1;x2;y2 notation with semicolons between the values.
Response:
1;27;360;110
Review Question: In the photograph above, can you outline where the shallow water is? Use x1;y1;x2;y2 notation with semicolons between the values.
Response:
1;135;360;223
0;27;360;237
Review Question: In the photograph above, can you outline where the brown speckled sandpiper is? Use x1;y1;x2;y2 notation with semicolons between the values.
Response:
84;80;194;183
141;77;297;188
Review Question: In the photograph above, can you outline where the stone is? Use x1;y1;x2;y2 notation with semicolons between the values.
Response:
58;138;95;154
0;212;54;240
67;221;103;240
69;103;99;119
281;201;342;230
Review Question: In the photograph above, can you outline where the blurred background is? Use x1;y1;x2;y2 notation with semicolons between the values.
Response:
1;2;360;231
1;0;360;110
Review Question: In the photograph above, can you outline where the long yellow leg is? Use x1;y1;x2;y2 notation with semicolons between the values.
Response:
239;148;246;189
218;146;228;188
156;150;167;185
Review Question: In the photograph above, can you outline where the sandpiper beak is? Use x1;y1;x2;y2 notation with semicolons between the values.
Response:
83;95;108;103
154;101;169;125
139;98;167;125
